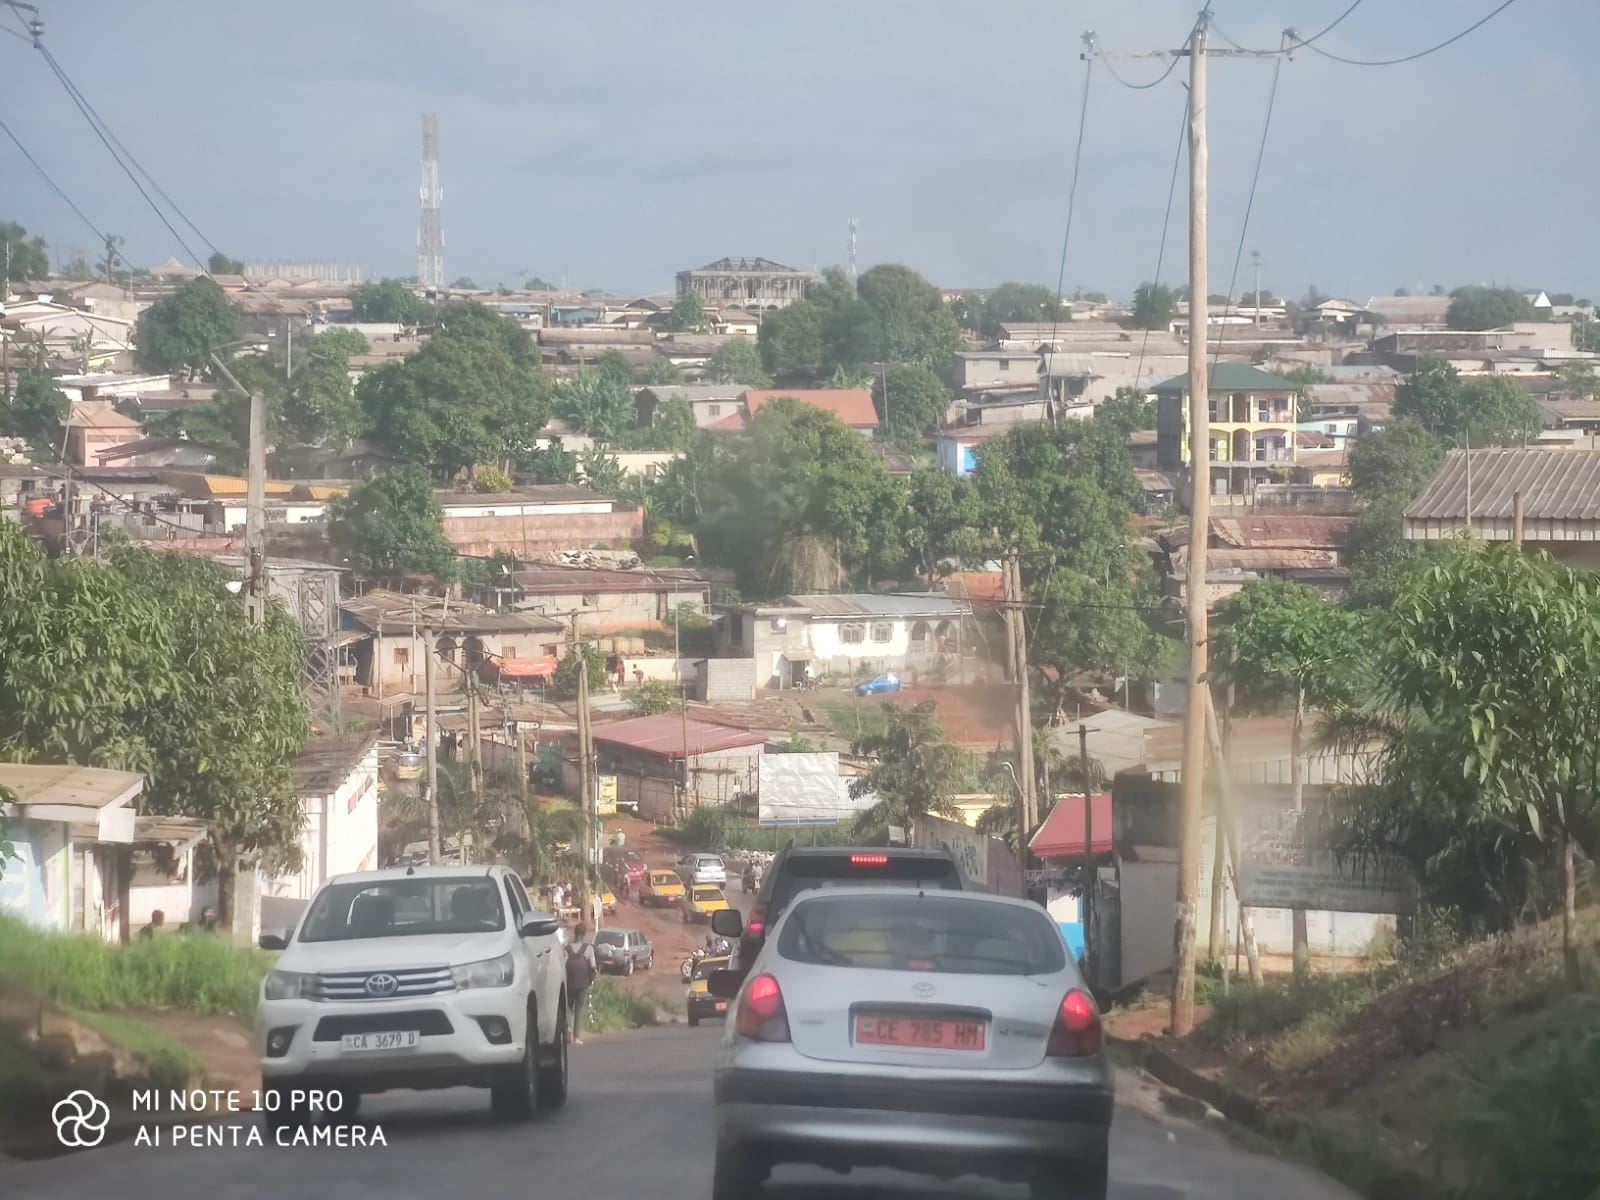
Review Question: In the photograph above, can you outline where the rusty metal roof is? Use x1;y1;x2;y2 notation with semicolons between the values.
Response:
1405;448;1600;522
591;713;767;759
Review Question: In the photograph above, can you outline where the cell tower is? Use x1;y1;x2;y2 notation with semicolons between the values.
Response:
848;217;859;285
417;114;444;290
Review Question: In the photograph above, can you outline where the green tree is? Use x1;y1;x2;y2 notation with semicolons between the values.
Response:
1131;281;1176;330
359;304;551;476
667;292;709;333
1347;416;1443;504
631;681;676;716
555;371;635;441
524;276;555;291
0;373;67;448
636;360;684;386
1447;285;1536;330
519;439;579;484
1093;386;1156;433
1393;359;1539;447
857;263;960;369
1559;361;1598;399
646;398;699;452
349;279;435;324
977;282;1064;339
1;221;50;283
314;327;370;358
0;526;309;911
553;644;607;698
707;338;771;387
207;251;246;275
95;234;125;284
136;278;243;376
758;298;828;381
579;448;626;495
905;469;983;577
1030;567;1172;684
872;362;951;445
328;466;455;577
848;702;968;843
492;800;587;888
472;464;514;493
283;328;369;447
595;349;636;391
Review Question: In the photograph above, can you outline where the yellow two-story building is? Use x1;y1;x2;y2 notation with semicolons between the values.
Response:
1154;364;1299;498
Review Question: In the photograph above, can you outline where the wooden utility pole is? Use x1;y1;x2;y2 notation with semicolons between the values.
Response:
1207;683;1231;963
1003;549;1038;836
1171;12;1212;1038
1078;722;1095;988
465;671;482;865
1205;690;1262;985
209;352;269;626
575;642;595;926
424;628;442;864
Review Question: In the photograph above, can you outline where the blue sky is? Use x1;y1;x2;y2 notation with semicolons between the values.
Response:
2;1;1594;300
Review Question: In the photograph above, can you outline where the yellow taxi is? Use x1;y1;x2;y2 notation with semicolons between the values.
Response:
681;884;730;924
685;954;730;1027
640;869;686;908
599;883;617;915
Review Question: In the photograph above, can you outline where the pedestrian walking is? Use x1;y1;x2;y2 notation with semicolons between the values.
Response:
566;923;598;1044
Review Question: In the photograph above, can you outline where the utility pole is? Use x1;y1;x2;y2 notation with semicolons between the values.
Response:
1204;690;1262;985
1002;549;1038;838
1250;249;1262;327
575;641;595;926
1173;12;1212;1038
1078;722;1095;989
1207;682;1232;963
424;628;442;864
209;352;268;626
465;668;483;864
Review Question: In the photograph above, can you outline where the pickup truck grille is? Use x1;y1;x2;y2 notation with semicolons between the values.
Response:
312;965;454;1000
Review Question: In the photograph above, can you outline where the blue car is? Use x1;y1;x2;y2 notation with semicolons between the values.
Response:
856;672;902;695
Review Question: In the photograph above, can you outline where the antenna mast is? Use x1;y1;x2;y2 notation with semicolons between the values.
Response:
418;114;444;290
848;217;859;285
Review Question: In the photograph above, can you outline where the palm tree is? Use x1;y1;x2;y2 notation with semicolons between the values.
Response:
493;799;590;891
96;234;125;285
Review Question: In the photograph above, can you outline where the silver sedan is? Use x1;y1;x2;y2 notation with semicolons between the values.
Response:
709;887;1112;1200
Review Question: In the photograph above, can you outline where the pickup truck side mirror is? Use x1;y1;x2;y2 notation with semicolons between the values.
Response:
519;912;561;939
707;968;745;999
258;932;288;951
710;908;743;939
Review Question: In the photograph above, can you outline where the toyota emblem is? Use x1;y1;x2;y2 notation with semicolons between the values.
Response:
364;972;399;997
912;981;936;998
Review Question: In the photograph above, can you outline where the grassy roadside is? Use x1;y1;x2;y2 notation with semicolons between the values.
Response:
584;977;680;1033
66;1010;201;1087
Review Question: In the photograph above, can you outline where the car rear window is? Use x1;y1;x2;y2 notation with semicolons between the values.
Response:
766;853;962;914
651;871;679;885
693;886;723;901
594;931;626;947
776;893;1065;976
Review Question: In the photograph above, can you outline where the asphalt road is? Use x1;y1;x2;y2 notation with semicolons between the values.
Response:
6;1026;1354;1200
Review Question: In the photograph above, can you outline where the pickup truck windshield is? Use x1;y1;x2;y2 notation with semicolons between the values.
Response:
299;877;506;942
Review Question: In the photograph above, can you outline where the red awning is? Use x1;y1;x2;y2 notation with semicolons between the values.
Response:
496;656;558;680
1029;793;1114;860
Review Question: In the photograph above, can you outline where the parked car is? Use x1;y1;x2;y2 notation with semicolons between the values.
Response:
256;866;569;1128
602;847;647;887
592;928;653;975
856;672;902;695
685;954;730;1027
724;845;967;973
640;869;686;907
677;852;728;887
681;884;730;924
709;888;1112;1200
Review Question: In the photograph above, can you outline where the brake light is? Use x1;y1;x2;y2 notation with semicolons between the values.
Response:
746;903;767;937
735;973;790;1042
850;853;889;866
1047;989;1103;1057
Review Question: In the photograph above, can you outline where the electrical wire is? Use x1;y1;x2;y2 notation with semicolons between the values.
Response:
1100;53;1182;91
1133;93;1189;390
0;115;109;244
1043;57;1094;384
1210;47;1284;370
1213;1;1363;56
1304;0;1520;66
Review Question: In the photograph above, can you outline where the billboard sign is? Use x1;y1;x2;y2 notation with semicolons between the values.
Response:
757;753;873;826
1236;802;1414;914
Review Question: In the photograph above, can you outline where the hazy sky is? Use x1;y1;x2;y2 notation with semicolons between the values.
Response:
3;1;1595;301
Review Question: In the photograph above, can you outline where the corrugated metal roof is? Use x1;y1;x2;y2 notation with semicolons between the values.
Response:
1151;363;1296;394
1405;448;1600;522
783;593;968;618
1029;793;1114;860
591;713;767;759
435;486;607;506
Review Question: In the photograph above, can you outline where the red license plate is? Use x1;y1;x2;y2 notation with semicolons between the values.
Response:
854;1014;986;1050
714;1001;728;1013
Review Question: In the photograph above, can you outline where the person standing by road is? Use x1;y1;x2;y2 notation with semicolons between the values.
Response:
566;923;598;1044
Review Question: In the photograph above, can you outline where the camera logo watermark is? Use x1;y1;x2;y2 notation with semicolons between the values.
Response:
52;1090;111;1149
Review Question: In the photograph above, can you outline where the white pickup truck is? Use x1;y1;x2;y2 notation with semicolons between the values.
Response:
256;865;569;1128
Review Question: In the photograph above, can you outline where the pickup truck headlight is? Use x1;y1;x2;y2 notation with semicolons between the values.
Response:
451;952;515;989
263;969;317;1001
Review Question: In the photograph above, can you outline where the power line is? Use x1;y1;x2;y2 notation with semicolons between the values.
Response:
1292;0;1365;48
1132;93;1189;390
1044;45;1094;380
0;115;108;244
1212;1;1363;55
1304;0;1520;66
1100;52;1182;91
1210;46;1285;369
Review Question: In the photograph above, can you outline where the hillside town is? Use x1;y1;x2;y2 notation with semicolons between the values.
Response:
3;3;1598;1200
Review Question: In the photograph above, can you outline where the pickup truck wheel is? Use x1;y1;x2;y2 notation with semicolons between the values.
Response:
625;957;635;976
490;1015;538;1121
536;1000;569;1110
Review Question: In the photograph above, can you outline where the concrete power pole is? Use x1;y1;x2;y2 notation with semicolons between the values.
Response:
1171;12;1212;1038
1003;550;1038;839
575;644;595;926
1078;722;1095;989
424;629;442;864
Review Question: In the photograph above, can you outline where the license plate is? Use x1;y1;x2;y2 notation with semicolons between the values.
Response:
855;1014;986;1051
340;1030;419;1051
714;1001;728;1013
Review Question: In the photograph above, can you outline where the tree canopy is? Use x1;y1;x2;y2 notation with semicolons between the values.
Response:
1447;285;1536;331
1392;358;1540;446
0;373;67;449
1;221;50;282
1131;281;1177;330
136;277;242;376
207;251;246;275
872;362;951;446
0;523;309;868
857;263;961;369
349;279;436;324
707;338;771;387
971;281;1064;339
1347;416;1444;504
848;701;968;843
328;465;455;577
666;293;709;333
554;370;634;441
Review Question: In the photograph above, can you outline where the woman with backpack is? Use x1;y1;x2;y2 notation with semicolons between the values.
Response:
565;923;599;1044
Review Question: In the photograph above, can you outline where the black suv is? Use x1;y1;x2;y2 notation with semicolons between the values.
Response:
712;845;967;971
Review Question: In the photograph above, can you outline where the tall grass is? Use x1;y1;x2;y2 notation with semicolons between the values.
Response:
583;978;678;1033
0;914;274;1020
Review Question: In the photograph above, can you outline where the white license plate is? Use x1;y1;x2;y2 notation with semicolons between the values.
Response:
340;1030;419;1051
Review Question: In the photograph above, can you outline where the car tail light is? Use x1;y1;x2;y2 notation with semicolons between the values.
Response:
746;903;767;938
850;853;889;866
735;973;790;1042
1047;988;1103;1057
